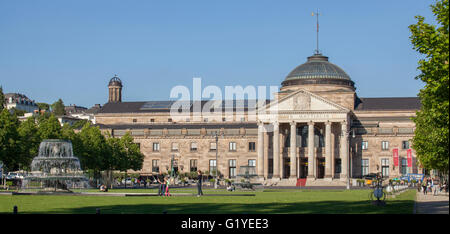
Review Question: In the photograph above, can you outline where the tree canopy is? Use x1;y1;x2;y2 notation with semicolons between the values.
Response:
51;98;66;116
0;86;5;111
409;0;449;173
0;110;144;180
36;102;50;111
0;109;21;171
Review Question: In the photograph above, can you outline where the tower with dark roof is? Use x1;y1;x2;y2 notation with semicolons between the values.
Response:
278;53;357;110
108;75;122;103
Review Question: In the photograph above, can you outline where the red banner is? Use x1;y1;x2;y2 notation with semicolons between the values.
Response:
407;149;412;167
393;148;399;167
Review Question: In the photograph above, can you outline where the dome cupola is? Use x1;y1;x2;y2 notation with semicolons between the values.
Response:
281;53;355;90
108;75;123;87
108;75;123;103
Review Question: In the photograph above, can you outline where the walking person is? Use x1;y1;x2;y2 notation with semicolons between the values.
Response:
157;171;164;196
427;178;432;194
433;178;440;196
197;170;204;197
445;180;449;194
164;177;171;196
422;178;428;195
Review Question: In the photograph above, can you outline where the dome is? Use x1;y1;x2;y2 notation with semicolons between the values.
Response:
281;54;355;89
108;75;122;87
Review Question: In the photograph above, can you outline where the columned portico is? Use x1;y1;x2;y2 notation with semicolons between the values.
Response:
256;89;351;182
256;119;349;181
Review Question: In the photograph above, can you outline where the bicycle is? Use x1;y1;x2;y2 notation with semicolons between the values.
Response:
369;174;386;206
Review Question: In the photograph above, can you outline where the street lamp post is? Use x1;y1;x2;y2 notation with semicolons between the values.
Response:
170;154;175;178
346;128;356;190
214;132;219;189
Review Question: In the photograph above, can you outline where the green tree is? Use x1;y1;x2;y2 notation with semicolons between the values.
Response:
409;0;449;173
119;132;144;171
61;123;77;141
0;86;5;111
105;132;144;188
77;122;109;181
71;119;89;130
17;117;40;170
37;102;50;111
51;98;66;116
37;114;62;139
9;107;26;117
0;109;21;171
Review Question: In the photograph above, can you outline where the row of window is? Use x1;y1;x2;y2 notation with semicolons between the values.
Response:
361;158;411;177
361;140;410;151
133;117;248;123
151;159;256;178
152;142;256;152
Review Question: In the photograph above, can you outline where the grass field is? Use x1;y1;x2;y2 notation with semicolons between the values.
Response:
0;188;416;214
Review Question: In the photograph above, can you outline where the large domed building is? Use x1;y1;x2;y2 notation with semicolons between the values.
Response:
94;52;422;186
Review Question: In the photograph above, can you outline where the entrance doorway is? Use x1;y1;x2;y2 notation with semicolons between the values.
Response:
300;158;308;178
284;158;290;178
317;158;325;179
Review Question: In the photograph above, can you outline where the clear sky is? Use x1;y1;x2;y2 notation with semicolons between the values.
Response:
0;0;437;108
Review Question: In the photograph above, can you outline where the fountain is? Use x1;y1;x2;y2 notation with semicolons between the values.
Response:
23;139;89;192
235;166;262;190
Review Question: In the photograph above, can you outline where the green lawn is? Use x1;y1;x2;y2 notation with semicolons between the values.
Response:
0;188;416;214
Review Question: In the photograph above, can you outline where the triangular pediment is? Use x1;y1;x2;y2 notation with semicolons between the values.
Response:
261;89;349;112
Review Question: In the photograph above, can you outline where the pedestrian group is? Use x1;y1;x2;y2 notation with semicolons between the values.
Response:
419;176;448;196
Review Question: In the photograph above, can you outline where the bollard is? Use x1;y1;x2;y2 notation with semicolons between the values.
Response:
13;205;18;214
96;208;100;214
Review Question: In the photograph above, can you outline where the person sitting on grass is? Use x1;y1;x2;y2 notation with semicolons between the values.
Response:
226;181;235;192
99;184;108;192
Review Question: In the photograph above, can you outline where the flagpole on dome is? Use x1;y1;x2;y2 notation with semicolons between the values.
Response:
312;9;320;55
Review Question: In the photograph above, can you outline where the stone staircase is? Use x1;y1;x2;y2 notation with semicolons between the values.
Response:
260;178;347;187
305;179;347;187
261;178;297;186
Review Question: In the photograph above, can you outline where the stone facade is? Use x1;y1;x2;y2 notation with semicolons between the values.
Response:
95;55;422;185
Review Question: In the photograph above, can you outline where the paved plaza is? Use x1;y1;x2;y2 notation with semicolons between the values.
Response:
415;191;449;214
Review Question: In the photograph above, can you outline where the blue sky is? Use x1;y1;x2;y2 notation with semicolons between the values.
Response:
0;0;437;107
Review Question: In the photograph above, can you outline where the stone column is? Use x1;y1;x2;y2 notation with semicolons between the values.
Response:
325;121;332;178
290;121;297;179
340;121;349;179
273;122;280;178
264;130;269;179
257;122;264;178
280;130;285;178
307;121;315;179
331;130;336;178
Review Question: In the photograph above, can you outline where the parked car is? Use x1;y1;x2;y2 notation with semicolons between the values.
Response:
6;172;19;180
363;173;378;180
364;173;378;186
121;178;133;185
